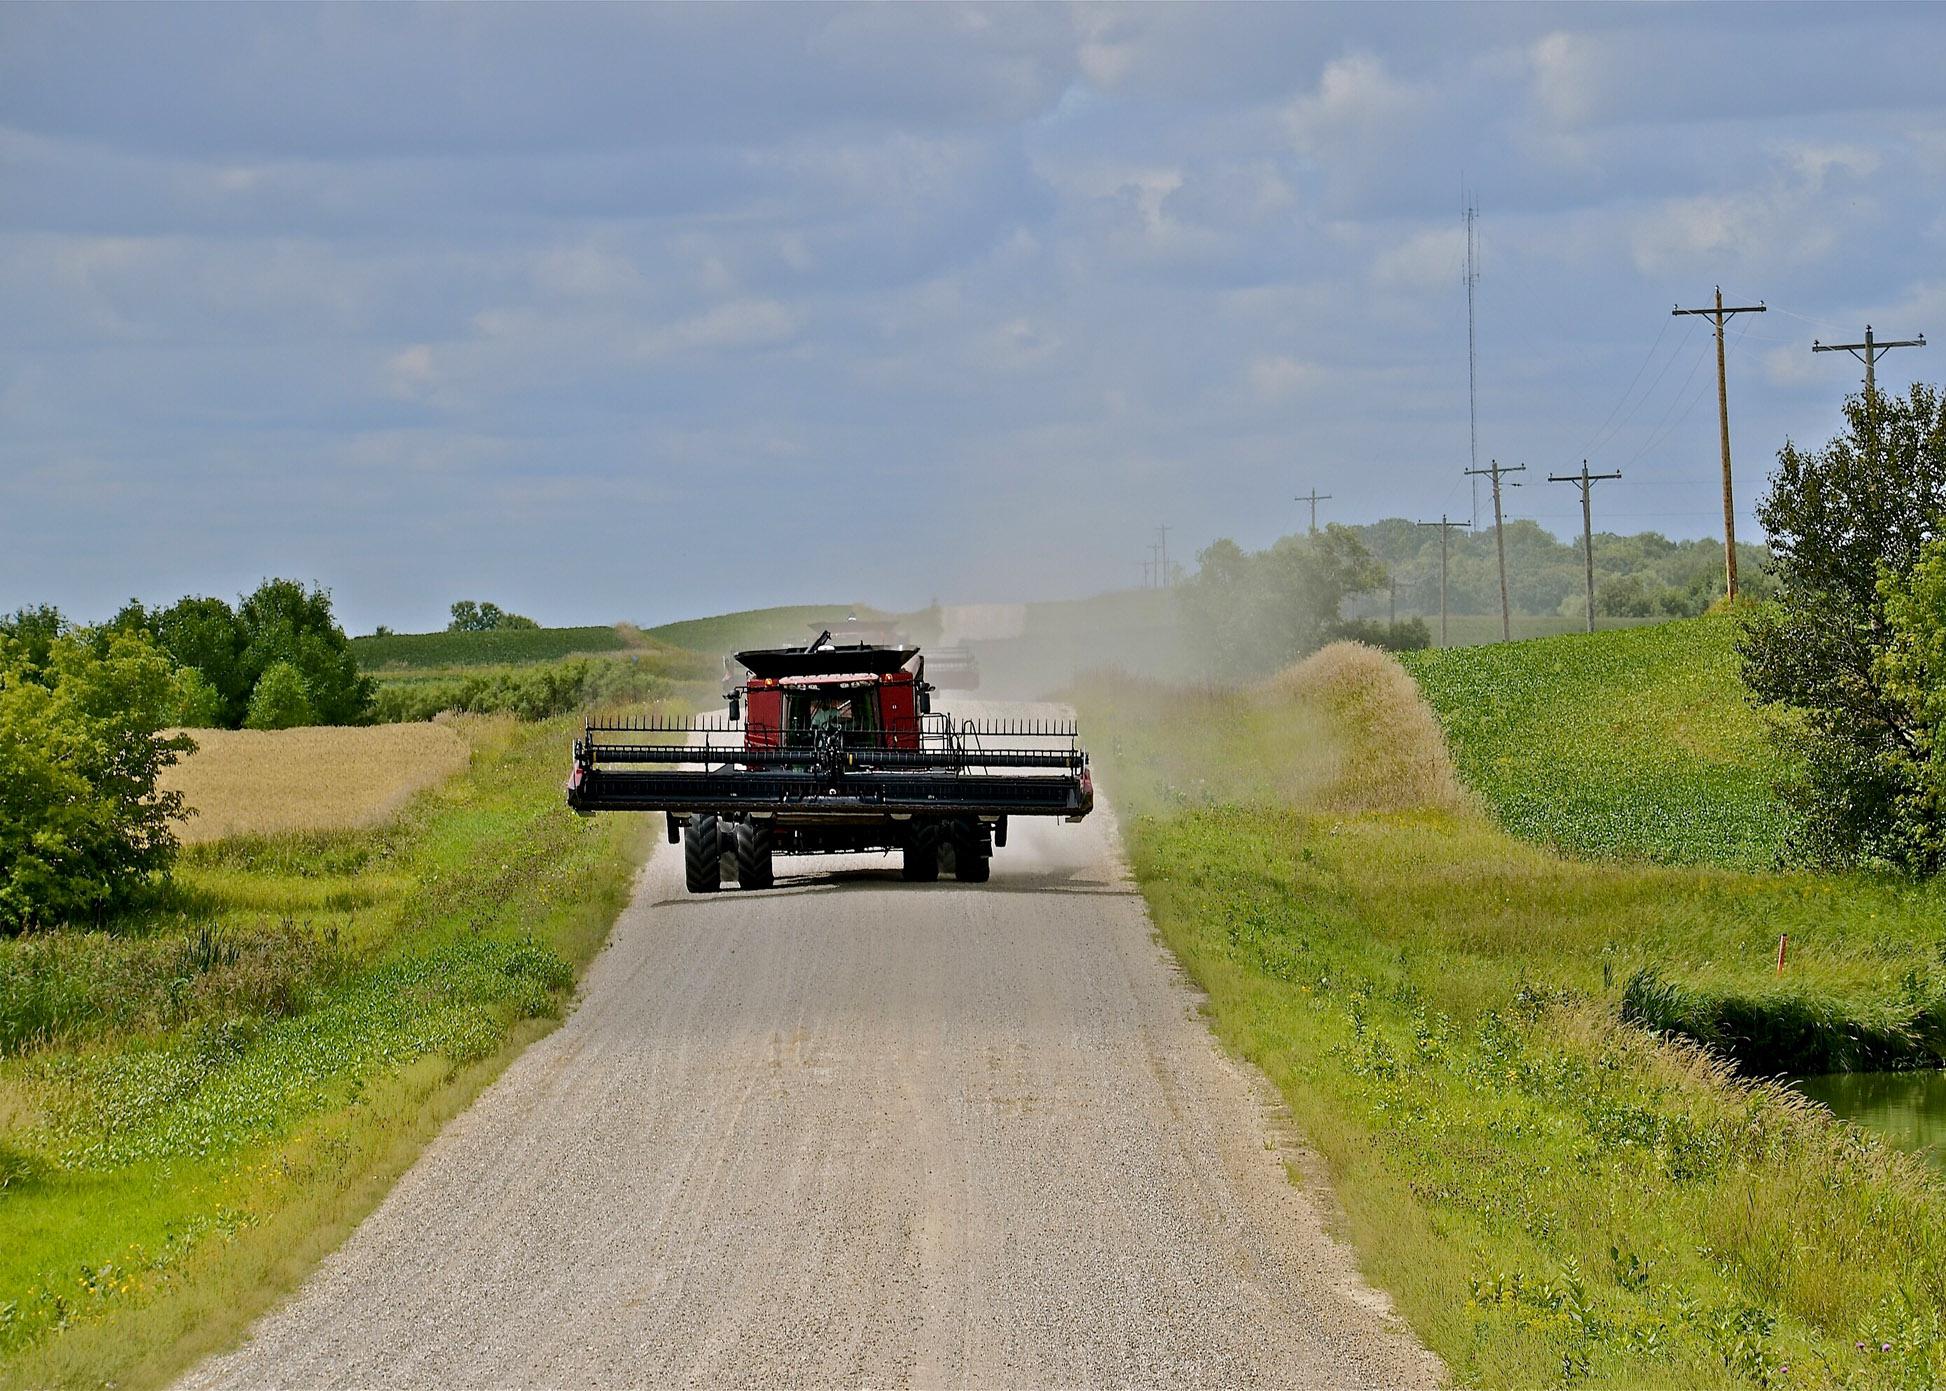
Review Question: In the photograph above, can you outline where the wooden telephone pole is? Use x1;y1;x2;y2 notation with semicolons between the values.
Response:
1547;461;1622;634
1295;488;1333;535
1416;515;1467;648
1463;459;1524;641
1673;288;1765;602
1813;324;1926;402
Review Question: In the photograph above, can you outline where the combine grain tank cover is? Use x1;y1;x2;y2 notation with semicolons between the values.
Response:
734;643;919;679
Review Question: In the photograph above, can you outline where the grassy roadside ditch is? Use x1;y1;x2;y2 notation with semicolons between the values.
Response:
0;715;655;1390
1081;646;1946;1389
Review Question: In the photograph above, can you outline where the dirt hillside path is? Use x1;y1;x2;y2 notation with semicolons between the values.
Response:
182;702;1438;1389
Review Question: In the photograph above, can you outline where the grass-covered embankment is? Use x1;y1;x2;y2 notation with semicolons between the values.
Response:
0;715;655;1390
1402;614;1796;869
642;603;889;656
1082;645;1946;1388
351;623;632;669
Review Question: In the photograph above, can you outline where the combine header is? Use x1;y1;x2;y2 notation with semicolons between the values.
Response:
567;633;1091;891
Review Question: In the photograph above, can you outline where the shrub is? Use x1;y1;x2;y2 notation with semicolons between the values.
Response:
1740;383;1946;870
170;666;227;727
1330;616;1431;652
245;661;314;730
0;628;190;930
370;656;673;723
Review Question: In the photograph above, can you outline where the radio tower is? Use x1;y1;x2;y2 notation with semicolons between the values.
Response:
1465;193;1481;529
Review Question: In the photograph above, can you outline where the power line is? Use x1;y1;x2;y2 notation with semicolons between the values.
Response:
1672;287;1765;602
1625;323;1736;469
1547;461;1623;635
1579;317;1674;461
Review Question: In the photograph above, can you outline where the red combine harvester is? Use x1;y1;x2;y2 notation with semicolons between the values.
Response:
567;632;1091;892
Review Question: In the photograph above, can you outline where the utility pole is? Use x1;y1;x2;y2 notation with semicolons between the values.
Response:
1547;460;1622;635
1673;288;1765;602
1295;488;1333;536
1813;324;1926;404
1463;458;1524;642
1416;515;1467;648
1155;524;1173;589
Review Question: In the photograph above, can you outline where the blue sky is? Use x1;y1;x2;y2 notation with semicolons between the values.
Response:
3;2;1942;633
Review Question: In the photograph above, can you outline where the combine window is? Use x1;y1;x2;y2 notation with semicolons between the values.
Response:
783;688;880;739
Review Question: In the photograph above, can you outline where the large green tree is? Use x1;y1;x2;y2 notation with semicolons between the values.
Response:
0;623;190;929
1740;383;1946;870
1178;526;1387;680
236;579;375;725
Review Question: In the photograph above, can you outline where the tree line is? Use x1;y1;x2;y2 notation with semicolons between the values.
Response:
1344;520;1776;621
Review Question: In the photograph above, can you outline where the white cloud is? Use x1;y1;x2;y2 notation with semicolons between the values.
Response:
1372;226;1464;291
1527;31;1608;128
640;298;800;358
1284;53;1425;158
1628;143;1882;278
1247;355;1323;401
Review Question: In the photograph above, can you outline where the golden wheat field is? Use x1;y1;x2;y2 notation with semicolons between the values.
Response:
158;722;473;843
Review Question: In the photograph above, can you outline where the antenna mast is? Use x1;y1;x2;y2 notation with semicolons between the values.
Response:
1465;193;1480;529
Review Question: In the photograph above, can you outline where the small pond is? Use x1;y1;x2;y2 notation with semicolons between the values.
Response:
1795;1070;1946;1172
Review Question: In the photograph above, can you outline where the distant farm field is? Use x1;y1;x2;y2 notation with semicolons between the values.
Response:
643;604;876;656
351;625;629;670
159;724;472;843
1401;614;1795;869
1414;612;1667;647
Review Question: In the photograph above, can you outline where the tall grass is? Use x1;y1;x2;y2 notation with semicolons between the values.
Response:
1080;651;1946;1388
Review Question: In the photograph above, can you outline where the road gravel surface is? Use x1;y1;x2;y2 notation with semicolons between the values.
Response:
183;702;1439;1389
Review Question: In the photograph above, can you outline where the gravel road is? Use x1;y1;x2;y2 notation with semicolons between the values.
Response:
182;703;1439;1390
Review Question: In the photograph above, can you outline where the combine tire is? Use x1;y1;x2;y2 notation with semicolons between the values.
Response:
736;821;774;890
684;815;722;894
952;820;992;883
902;823;940;882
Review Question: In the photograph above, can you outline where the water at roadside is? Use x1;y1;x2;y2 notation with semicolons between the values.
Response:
1795;1070;1946;1172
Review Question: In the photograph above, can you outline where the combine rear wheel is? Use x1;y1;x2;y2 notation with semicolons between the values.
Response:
736;821;774;890
901;823;939;882
683;815;721;894
952;819;992;883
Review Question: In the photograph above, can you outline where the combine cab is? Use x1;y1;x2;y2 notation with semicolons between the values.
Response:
567;633;1091;892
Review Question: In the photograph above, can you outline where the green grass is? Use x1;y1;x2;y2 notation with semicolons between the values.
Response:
351;624;630;669
0;716;655;1389
642;604;892;656
1081;669;1946;1389
1402;614;1797;869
